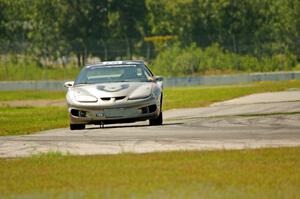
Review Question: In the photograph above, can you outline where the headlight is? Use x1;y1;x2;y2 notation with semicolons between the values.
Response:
128;84;152;100
128;93;152;100
74;93;98;103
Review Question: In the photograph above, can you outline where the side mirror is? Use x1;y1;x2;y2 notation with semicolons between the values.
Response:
155;76;164;82
64;81;74;88
154;76;163;90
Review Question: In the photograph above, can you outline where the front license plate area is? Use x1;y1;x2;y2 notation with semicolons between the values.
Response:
104;108;141;118
104;108;124;117
96;112;104;117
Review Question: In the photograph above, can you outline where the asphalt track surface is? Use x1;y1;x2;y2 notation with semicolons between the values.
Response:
0;91;300;158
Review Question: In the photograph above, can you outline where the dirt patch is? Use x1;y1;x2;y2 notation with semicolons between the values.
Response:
0;99;66;107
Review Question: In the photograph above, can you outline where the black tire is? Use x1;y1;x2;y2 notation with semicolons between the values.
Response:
149;111;163;126
70;124;85;130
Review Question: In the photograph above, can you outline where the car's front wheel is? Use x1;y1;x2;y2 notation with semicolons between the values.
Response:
70;124;85;130
149;111;163;126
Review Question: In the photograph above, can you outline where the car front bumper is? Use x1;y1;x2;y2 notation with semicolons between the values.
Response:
67;96;161;125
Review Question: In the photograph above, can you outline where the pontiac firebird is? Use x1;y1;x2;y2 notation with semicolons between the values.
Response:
64;60;163;130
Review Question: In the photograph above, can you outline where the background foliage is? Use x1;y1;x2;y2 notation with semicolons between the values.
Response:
0;0;300;78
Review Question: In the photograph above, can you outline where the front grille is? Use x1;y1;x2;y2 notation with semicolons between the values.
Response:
101;97;111;101
100;96;126;101
115;96;126;101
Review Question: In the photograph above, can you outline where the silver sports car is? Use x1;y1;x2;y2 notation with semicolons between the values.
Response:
64;60;163;130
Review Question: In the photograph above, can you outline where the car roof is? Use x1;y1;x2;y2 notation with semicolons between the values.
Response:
85;60;144;68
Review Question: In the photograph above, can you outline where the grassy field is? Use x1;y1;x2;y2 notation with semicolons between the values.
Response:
163;80;300;109
0;64;80;81
0;147;299;198
0;80;299;136
0;107;68;136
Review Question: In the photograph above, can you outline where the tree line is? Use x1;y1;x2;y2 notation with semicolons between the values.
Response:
0;0;299;72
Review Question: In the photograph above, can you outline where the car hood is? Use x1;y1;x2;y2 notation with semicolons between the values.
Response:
70;82;153;99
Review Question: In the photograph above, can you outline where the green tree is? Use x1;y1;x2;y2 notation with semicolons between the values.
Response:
108;0;147;59
59;0;109;66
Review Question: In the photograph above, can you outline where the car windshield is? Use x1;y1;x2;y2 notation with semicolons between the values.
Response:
74;64;153;85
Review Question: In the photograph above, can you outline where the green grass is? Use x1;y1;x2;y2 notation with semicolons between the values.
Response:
164;80;300;109
0;80;299;136
0;90;65;101
0;107;68;136
0;147;299;198
0;63;80;81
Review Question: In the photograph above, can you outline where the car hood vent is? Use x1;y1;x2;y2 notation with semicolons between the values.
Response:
97;84;129;92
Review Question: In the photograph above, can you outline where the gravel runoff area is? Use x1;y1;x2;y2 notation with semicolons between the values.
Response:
0;91;300;158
